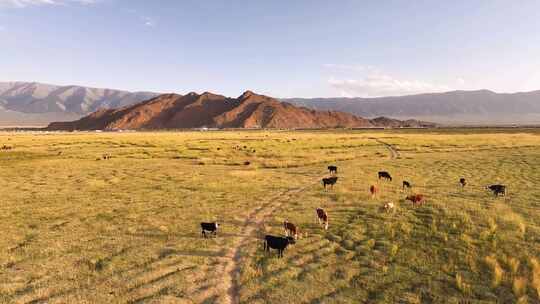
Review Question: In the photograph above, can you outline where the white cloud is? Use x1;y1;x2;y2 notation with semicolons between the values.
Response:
324;63;452;97
0;0;98;8
323;64;379;73
142;16;155;27
328;74;451;97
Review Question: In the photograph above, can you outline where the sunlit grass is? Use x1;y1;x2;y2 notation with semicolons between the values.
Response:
0;129;539;303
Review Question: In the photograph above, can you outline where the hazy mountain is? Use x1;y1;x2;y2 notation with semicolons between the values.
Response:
283;90;540;124
47;91;433;130
0;82;158;126
4;82;540;126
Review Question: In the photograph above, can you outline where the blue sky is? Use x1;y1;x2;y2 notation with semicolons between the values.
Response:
1;0;539;97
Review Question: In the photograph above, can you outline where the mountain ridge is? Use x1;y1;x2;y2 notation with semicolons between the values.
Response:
0;82;158;126
47;91;433;130
3;81;540;125
282;89;540;124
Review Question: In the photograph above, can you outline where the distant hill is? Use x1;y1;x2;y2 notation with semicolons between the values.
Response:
47;91;433;130
283;90;540;125
0;82;158;126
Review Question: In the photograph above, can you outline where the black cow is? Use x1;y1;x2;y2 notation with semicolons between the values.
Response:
328;165;338;175
263;235;295;258
378;171;392;181
487;184;506;196
322;177;338;190
402;181;412;190
460;178;467;187
200;222;219;238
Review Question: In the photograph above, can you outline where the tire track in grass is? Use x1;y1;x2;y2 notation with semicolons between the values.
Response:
369;137;400;159
218;176;323;304
200;138;397;303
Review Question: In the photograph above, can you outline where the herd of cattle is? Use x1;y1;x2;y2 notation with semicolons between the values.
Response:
200;165;508;258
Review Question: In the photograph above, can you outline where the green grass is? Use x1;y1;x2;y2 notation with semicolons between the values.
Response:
0;129;539;303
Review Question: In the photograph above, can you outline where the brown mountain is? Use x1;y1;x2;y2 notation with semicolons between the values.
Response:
47;91;433;130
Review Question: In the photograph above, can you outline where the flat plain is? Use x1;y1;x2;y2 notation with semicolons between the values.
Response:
1;129;539;304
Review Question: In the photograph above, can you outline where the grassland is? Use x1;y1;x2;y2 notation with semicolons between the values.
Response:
0;129;539;304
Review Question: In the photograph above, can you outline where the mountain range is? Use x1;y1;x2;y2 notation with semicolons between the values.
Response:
284;90;540;124
0;82;157;126
47;91;432;130
2;82;540;126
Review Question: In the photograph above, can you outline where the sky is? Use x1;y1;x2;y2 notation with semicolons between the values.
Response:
1;0;540;98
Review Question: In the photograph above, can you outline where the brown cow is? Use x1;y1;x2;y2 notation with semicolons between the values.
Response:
370;185;379;199
283;220;299;239
316;208;329;230
406;194;425;206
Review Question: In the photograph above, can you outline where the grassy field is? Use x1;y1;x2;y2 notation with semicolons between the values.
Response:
1;129;539;304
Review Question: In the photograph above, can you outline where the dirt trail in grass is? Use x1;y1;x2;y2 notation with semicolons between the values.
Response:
370;137;400;159
215;138;399;303
208;178;321;304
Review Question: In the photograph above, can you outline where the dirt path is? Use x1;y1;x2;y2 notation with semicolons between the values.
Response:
370;137;400;159
189;138;402;303
215;138;399;303
193;177;321;304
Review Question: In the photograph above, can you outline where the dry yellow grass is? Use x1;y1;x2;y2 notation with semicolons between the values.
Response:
1;129;540;303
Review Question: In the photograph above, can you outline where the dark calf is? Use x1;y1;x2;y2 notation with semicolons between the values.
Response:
487;184;506;196
402;181;412;190
322;177;338;190
460;178;467;187
264;235;295;258
378;171;392;181
328;165;338;174
200;222;219;238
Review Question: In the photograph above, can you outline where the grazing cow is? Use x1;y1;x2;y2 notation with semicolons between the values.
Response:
200;222;219;238
316;208;329;230
378;171;392;181
283;220;299;239
403;181;412;190
487;184;506;196
328;165;338;175
460;178;467;187
322;177;338;190
369;185;379;199
264;235;295;258
244;161;251;166
382;202;395;213
406;194;425;206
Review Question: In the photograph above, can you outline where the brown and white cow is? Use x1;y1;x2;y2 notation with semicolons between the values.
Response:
316;208;329;230
382;202;395;213
406;194;425;206
283;220;299;239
